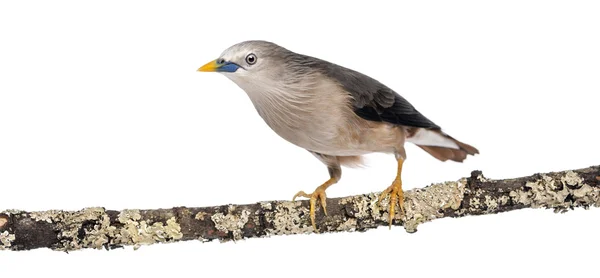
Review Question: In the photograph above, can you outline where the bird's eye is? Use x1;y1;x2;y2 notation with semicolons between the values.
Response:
216;58;225;65
245;53;257;65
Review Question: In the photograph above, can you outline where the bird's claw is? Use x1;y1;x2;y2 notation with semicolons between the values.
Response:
377;179;405;229
292;187;328;231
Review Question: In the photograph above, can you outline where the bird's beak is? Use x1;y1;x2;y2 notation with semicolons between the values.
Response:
197;59;240;73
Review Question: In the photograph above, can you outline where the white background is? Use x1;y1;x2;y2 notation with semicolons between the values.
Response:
1;0;599;277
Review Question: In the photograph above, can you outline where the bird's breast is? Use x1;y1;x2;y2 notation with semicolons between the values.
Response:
241;80;349;151
252;92;340;150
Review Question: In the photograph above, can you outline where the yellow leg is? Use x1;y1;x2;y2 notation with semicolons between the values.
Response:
292;178;336;230
377;158;405;229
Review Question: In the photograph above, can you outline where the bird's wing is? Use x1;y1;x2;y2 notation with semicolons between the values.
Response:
314;58;440;129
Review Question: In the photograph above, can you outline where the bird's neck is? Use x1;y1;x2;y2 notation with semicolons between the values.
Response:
227;75;316;131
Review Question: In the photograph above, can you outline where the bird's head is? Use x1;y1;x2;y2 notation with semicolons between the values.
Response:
197;40;287;87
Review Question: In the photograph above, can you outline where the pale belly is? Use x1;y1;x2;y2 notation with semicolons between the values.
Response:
260;109;401;156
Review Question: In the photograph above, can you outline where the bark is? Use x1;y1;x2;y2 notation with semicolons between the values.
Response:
1;166;599;251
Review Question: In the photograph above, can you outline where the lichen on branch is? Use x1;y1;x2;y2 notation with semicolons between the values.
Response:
1;165;599;251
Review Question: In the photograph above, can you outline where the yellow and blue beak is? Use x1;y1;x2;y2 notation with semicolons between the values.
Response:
197;59;240;73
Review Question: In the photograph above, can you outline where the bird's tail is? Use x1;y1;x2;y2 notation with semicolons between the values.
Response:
406;128;479;162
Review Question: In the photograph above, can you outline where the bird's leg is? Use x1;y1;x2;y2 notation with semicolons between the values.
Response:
292;165;340;230
292;179;335;229
378;158;405;228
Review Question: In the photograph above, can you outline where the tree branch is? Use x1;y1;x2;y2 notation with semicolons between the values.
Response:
1;166;599;251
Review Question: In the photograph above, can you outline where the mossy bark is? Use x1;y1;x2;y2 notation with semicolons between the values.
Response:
1;166;599;251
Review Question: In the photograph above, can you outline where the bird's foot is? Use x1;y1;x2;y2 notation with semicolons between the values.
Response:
377;179;405;229
292;180;334;231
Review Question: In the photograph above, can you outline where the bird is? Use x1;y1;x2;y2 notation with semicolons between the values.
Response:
197;40;478;230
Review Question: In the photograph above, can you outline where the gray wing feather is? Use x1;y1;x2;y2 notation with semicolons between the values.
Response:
302;55;440;129
324;63;439;129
